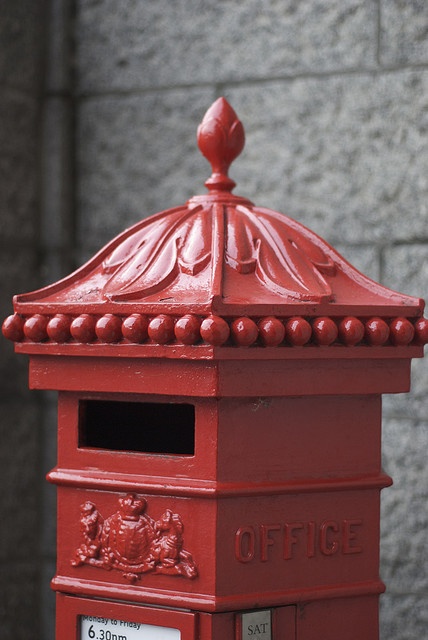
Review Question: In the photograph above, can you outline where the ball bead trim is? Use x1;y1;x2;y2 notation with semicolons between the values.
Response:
285;316;312;346
389;317;415;346
364;317;390;346
414;317;428;345
2;314;25;342
47;314;72;343
95;314;123;343
338;316;364;346
230;317;259;346
23;314;49;342
311;316;338;346
174;314;202;345
258;316;285;346
70;314;97;343
200;315;230;346
122;314;149;343
3;312;426;350
148;314;175;344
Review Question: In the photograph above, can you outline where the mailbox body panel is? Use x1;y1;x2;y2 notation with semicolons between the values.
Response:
51;384;388;615
54;390;383;485
28;354;413;397
54;486;383;611
21;313;413;637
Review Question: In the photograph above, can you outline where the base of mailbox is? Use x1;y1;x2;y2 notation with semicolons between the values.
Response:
56;592;380;639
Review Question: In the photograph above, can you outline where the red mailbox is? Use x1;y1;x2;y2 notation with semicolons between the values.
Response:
3;98;428;640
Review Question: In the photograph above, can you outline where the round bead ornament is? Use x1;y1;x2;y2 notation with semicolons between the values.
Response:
285;316;312;346
258;316;285;346
338;316;364;346
148;314;175;344
70;314;97;343
311;317;338;346
96;314;122;343
24;314;49;342
47;314;71;343
414;317;428;345
389;317;415;346
2;314;24;342
364;317;390;346
230;317;259;346
174;314;201;345
200;315;230;346
122;314;149;343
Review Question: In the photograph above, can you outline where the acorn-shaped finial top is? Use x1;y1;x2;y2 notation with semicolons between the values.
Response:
197;97;245;193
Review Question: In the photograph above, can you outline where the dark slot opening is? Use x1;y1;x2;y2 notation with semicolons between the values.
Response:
79;400;195;456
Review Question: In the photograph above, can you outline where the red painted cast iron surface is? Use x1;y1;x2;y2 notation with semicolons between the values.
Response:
3;98;426;640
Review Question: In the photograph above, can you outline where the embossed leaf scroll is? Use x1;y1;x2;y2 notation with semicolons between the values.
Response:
71;493;198;584
101;97;334;302
7;96;425;326
101;205;334;302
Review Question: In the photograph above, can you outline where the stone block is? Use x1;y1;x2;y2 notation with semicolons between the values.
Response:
0;89;40;243
0;0;46;92
382;244;428;309
0;248;39;312
76;0;377;93
45;0;73;94
77;88;215;251
381;419;428;593
0;403;41;560
0;561;40;640
39;250;75;291
41;560;56;640
226;70;428;246
380;593;428;640
380;0;428;66
41;98;74;251
334;244;381;283
382;245;428;420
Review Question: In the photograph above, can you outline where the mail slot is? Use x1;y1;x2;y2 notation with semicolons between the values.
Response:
3;98;427;639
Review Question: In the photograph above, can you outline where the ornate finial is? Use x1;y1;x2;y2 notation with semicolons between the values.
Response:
197;97;245;193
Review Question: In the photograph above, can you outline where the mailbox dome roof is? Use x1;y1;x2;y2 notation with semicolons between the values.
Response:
4;98;427;352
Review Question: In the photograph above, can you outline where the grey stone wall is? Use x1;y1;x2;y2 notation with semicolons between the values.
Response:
1;1;427;639
0;1;73;639
75;3;428;640
0;2;47;639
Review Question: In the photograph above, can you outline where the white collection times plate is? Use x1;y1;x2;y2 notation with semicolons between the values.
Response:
80;616;180;640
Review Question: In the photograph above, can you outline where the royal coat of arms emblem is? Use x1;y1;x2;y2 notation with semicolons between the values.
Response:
71;493;198;583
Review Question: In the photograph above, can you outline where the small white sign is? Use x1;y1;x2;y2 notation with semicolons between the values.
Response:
80;616;180;640
241;610;272;640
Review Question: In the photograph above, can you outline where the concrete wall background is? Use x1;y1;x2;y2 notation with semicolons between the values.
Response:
1;1;427;639
0;1;47;639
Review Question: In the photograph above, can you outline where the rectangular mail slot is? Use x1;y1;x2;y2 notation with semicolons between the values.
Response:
79;399;195;456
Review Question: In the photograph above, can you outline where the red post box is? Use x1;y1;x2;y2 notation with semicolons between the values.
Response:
3;98;428;640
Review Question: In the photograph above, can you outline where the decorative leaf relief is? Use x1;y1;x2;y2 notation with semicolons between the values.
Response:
100;199;336;303
229;206;333;301
178;210;212;275
103;211;178;275
102;205;212;300
225;207;257;273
